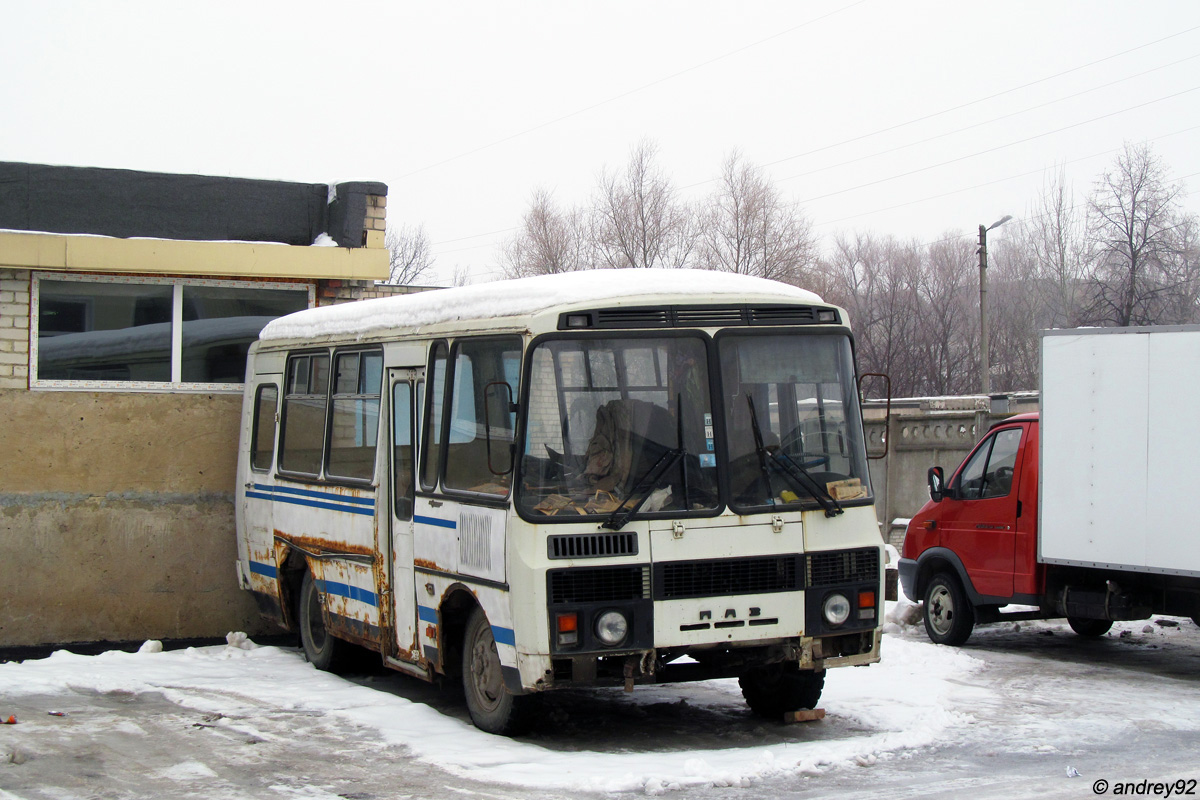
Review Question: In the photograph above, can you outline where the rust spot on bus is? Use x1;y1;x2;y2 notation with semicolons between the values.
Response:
274;530;374;558
413;558;444;571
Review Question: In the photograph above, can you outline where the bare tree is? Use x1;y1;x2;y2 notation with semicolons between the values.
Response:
916;236;977;396
1085;142;1188;326
697;152;818;284
1020;168;1088;328
822;233;922;396
385;225;435;285
502;189;590;278
593;140;694;269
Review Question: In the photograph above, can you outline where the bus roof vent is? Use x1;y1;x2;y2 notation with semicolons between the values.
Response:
673;306;748;327
593;308;672;328
748;305;823;325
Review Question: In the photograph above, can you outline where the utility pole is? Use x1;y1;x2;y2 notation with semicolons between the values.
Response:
977;215;1012;396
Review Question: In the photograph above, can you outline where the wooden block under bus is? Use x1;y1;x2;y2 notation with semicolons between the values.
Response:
783;708;826;723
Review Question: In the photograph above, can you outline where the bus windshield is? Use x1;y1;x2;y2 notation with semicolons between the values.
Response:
719;333;870;510
519;335;719;519
517;330;870;520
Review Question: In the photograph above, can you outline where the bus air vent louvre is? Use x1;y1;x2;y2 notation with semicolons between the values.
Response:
548;565;650;604
652;555;803;600
593;308;672;328
672;306;747;326
806;547;878;587
548;532;638;559
749;306;822;325
564;305;832;329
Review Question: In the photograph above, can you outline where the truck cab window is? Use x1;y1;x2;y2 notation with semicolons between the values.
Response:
956;428;1022;500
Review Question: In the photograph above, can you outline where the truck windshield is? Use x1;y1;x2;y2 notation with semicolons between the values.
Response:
718;333;871;511
518;335;719;519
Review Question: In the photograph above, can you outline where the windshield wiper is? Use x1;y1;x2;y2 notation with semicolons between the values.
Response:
746;396;843;518
603;395;689;531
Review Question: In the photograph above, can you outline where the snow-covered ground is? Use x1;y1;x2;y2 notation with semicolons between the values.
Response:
2;605;1199;799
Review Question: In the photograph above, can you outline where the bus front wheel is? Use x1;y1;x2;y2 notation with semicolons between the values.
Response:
739;664;824;718
462;607;532;736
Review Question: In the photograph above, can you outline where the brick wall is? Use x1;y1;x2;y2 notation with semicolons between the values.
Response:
0;269;30;389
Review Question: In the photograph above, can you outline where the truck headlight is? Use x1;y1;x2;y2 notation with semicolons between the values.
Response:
595;610;629;646
823;593;851;627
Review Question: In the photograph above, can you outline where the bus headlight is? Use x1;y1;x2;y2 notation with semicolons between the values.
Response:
822;593;851;627
594;610;629;646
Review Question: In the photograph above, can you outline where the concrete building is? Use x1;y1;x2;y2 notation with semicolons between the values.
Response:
0;162;404;648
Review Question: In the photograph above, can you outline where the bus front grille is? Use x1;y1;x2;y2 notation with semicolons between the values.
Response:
807;548;879;587
652;555;803;600
548;565;650;604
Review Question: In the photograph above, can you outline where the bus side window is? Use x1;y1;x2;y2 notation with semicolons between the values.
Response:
327;350;383;482
443;337;522;495
280;353;330;477
250;384;278;472
393;381;414;521
421;342;448;491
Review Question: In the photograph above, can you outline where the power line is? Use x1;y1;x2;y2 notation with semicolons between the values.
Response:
793;86;1200;203
395;0;870;181
813;125;1200;228
769;53;1200;186
756;24;1200;173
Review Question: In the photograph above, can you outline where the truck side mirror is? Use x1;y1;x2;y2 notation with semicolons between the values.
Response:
928;466;945;503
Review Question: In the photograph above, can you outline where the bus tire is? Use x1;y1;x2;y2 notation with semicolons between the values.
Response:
739;664;824;718
1067;616;1113;637
299;571;348;672
462;607;532;736
923;572;975;646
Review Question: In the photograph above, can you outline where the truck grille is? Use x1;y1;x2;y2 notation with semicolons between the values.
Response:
548;565;650;604
807;548;879;587
547;531;638;559
653;555;803;600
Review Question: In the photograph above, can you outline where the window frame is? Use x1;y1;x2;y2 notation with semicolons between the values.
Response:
325;348;384;484
250;383;279;473
30;272;313;392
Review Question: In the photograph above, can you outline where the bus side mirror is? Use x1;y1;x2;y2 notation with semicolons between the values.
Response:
484;381;517;476
928;466;945;503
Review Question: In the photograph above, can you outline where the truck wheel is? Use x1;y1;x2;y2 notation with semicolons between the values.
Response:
923;573;975;646
299;571;348;672
1067;616;1113;637
739;664;824;718
462;607;532;736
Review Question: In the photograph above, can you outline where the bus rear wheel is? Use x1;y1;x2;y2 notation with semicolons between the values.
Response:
299;571;348;672
739;664;824;718
462;607;533;736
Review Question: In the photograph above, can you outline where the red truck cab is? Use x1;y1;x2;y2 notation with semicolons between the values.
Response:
898;413;1047;644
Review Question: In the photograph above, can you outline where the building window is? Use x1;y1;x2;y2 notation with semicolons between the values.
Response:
32;274;312;391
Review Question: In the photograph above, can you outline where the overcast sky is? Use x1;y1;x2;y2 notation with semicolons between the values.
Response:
3;1;1198;285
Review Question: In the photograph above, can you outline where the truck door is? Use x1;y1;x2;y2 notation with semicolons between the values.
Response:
388;368;421;663
941;424;1027;599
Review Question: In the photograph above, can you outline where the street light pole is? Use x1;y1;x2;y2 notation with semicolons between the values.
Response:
978;215;1012;396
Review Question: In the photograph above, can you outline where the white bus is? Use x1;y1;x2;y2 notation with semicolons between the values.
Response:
235;269;884;735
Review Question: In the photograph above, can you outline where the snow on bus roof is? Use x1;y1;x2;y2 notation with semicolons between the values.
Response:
260;269;824;342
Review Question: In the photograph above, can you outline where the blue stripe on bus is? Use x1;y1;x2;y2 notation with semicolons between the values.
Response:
247;490;375;517
249;560;277;579
417;605;439;624
414;515;456;529
491;626;516;647
316;579;379;607
255;483;376;507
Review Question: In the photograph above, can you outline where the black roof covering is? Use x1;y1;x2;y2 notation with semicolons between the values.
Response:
0;162;386;248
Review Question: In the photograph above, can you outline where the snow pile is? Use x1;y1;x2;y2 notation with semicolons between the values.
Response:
259;269;825;342
0;633;982;794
